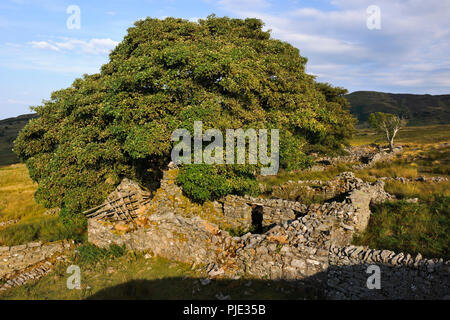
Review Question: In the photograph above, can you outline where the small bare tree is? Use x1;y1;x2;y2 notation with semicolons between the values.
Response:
368;112;406;152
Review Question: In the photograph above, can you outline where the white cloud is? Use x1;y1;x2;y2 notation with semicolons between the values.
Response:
28;38;119;55
216;0;450;93
276;32;364;54
6;98;35;105
30;41;60;51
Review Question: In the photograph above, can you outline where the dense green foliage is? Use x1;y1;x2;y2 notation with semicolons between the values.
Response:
177;164;260;202
14;15;355;213
353;197;450;259
346;91;450;126
75;243;126;265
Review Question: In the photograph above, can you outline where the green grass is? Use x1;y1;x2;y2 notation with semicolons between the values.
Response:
0;163;86;246
413;146;450;175
383;180;450;201
0;215;85;246
76;243;126;265
0;249;322;300
353;196;450;260
351;124;450;146
355;144;450;182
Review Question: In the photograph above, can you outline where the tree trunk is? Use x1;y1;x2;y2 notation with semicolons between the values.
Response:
389;138;394;152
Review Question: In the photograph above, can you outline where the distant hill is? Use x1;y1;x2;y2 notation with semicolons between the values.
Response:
346;91;450;126
0;114;38;166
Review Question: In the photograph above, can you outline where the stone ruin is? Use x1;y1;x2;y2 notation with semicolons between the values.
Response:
310;144;403;171
271;171;395;204
87;164;449;300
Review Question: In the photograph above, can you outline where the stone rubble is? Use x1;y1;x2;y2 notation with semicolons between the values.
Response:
0;240;75;292
380;176;449;183
0;219;19;229
272;171;394;204
310;145;403;172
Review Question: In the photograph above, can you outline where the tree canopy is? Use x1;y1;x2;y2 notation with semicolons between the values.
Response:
14;15;356;212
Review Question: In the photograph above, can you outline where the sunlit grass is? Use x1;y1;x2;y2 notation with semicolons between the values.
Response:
0;215;86;246
384;180;450;201
351;124;450;146
0;163;85;246
356;162;419;180
0;163;46;223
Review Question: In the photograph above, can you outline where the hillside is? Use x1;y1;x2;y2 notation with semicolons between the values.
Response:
346;91;450;126
0;114;38;166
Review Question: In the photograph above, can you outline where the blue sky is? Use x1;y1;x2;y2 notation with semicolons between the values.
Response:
0;0;449;119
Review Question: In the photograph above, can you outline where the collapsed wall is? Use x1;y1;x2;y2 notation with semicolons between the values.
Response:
87;166;449;300
311;144;403;171
0;240;75;291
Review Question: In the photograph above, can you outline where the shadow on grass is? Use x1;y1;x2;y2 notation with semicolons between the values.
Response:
84;262;449;300
85;276;325;300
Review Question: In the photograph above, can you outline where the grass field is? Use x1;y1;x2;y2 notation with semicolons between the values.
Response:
351;124;450;146
0;164;83;246
0;164;46;222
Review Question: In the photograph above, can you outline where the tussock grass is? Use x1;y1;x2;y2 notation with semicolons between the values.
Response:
353;197;449;259
0;216;85;246
384;181;450;201
356;143;449;181
356;162;419;180
75;243;126;265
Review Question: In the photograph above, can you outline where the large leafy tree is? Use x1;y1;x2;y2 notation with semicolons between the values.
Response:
14;15;355;213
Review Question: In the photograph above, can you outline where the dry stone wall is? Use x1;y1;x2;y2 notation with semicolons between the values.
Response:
327;245;449;300
87;166;449;299
0;240;75;291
